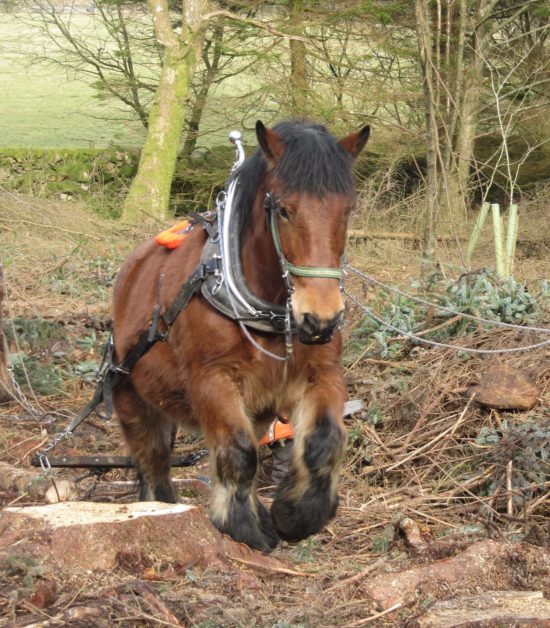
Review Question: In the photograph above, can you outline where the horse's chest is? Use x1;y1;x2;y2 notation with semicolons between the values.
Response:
242;364;308;417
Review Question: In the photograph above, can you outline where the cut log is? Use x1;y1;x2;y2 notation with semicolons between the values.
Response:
347;230;463;242
364;539;550;609
0;461;63;500
408;590;550;627
470;364;540;411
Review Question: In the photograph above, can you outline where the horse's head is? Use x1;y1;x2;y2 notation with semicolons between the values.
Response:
256;120;370;344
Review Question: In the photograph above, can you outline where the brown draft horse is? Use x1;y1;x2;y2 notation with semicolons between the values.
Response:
112;120;370;551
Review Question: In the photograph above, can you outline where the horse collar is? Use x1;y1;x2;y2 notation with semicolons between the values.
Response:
199;188;293;335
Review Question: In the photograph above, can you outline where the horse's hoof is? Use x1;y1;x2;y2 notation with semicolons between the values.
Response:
271;484;338;543
258;501;279;551
211;503;279;553
138;479;177;503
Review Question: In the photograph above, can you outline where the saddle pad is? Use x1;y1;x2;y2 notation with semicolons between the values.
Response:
155;220;191;249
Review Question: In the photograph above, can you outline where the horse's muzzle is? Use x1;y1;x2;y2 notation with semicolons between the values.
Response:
297;312;343;345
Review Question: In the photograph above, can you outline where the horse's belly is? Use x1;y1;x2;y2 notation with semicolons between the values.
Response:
129;343;199;426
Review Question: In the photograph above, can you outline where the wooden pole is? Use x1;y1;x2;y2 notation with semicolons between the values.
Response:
504;203;518;279
491;203;504;277
466;201;490;263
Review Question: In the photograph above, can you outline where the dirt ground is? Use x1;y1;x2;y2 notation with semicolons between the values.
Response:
1;190;549;626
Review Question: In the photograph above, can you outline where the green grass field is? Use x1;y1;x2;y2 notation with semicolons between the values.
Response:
0;9;271;151
0;12;147;149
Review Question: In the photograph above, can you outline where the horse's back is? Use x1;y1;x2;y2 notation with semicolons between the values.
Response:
113;230;205;359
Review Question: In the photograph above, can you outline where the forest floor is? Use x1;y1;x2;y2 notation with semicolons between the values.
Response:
0;189;549;626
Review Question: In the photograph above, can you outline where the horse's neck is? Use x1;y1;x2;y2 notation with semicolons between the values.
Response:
240;196;287;305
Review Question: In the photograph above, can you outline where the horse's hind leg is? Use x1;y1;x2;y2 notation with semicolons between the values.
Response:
114;383;177;503
191;373;278;552
271;378;346;542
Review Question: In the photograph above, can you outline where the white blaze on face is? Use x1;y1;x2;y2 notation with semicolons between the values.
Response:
291;278;344;328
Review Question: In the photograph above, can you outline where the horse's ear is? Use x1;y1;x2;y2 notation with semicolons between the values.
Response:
256;120;285;167
338;125;370;159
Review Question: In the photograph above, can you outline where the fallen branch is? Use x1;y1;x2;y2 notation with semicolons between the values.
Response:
325;558;385;591
348;230;463;242
364;540;550;609
124;581;182;627
0;216;101;241
228;556;315;577
343;602;402;627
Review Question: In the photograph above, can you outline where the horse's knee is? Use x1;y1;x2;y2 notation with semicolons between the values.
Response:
271;413;345;542
210;430;278;552
303;412;346;473
214;430;258;489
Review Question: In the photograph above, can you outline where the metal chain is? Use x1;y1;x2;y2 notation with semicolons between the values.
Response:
35;426;76;473
6;364;44;419
346;265;550;335
344;288;550;355
3;314;55;422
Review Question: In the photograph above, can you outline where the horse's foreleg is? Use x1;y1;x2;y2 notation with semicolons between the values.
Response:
114;383;177;503
191;374;279;552
271;377;346;542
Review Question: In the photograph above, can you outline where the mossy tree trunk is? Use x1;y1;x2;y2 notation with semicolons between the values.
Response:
122;0;209;223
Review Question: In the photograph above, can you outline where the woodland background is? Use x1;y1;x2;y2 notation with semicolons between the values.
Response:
0;1;549;626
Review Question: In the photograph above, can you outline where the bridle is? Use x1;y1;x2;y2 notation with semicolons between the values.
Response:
264;192;345;292
200;131;346;360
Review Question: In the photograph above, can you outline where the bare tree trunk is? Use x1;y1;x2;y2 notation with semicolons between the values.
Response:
288;0;309;115
181;19;225;157
454;0;494;191
415;0;439;268
0;263;13;402
122;0;209;222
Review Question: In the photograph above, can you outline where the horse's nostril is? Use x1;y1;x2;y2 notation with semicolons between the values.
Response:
302;313;322;335
298;311;344;344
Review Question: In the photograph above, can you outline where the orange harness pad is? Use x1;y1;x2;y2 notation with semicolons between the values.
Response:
259;417;294;446
155;220;191;249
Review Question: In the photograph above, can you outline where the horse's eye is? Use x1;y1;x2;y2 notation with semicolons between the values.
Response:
278;206;290;220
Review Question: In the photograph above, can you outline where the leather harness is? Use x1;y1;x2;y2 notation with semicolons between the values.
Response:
58;166;345;434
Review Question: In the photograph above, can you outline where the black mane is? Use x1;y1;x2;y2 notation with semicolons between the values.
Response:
231;120;356;231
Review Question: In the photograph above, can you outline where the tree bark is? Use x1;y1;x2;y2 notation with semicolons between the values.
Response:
0;263;14;402
288;0;309;115
452;0;493;204
415;0;439;267
122;0;209;222
181;18;225;157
